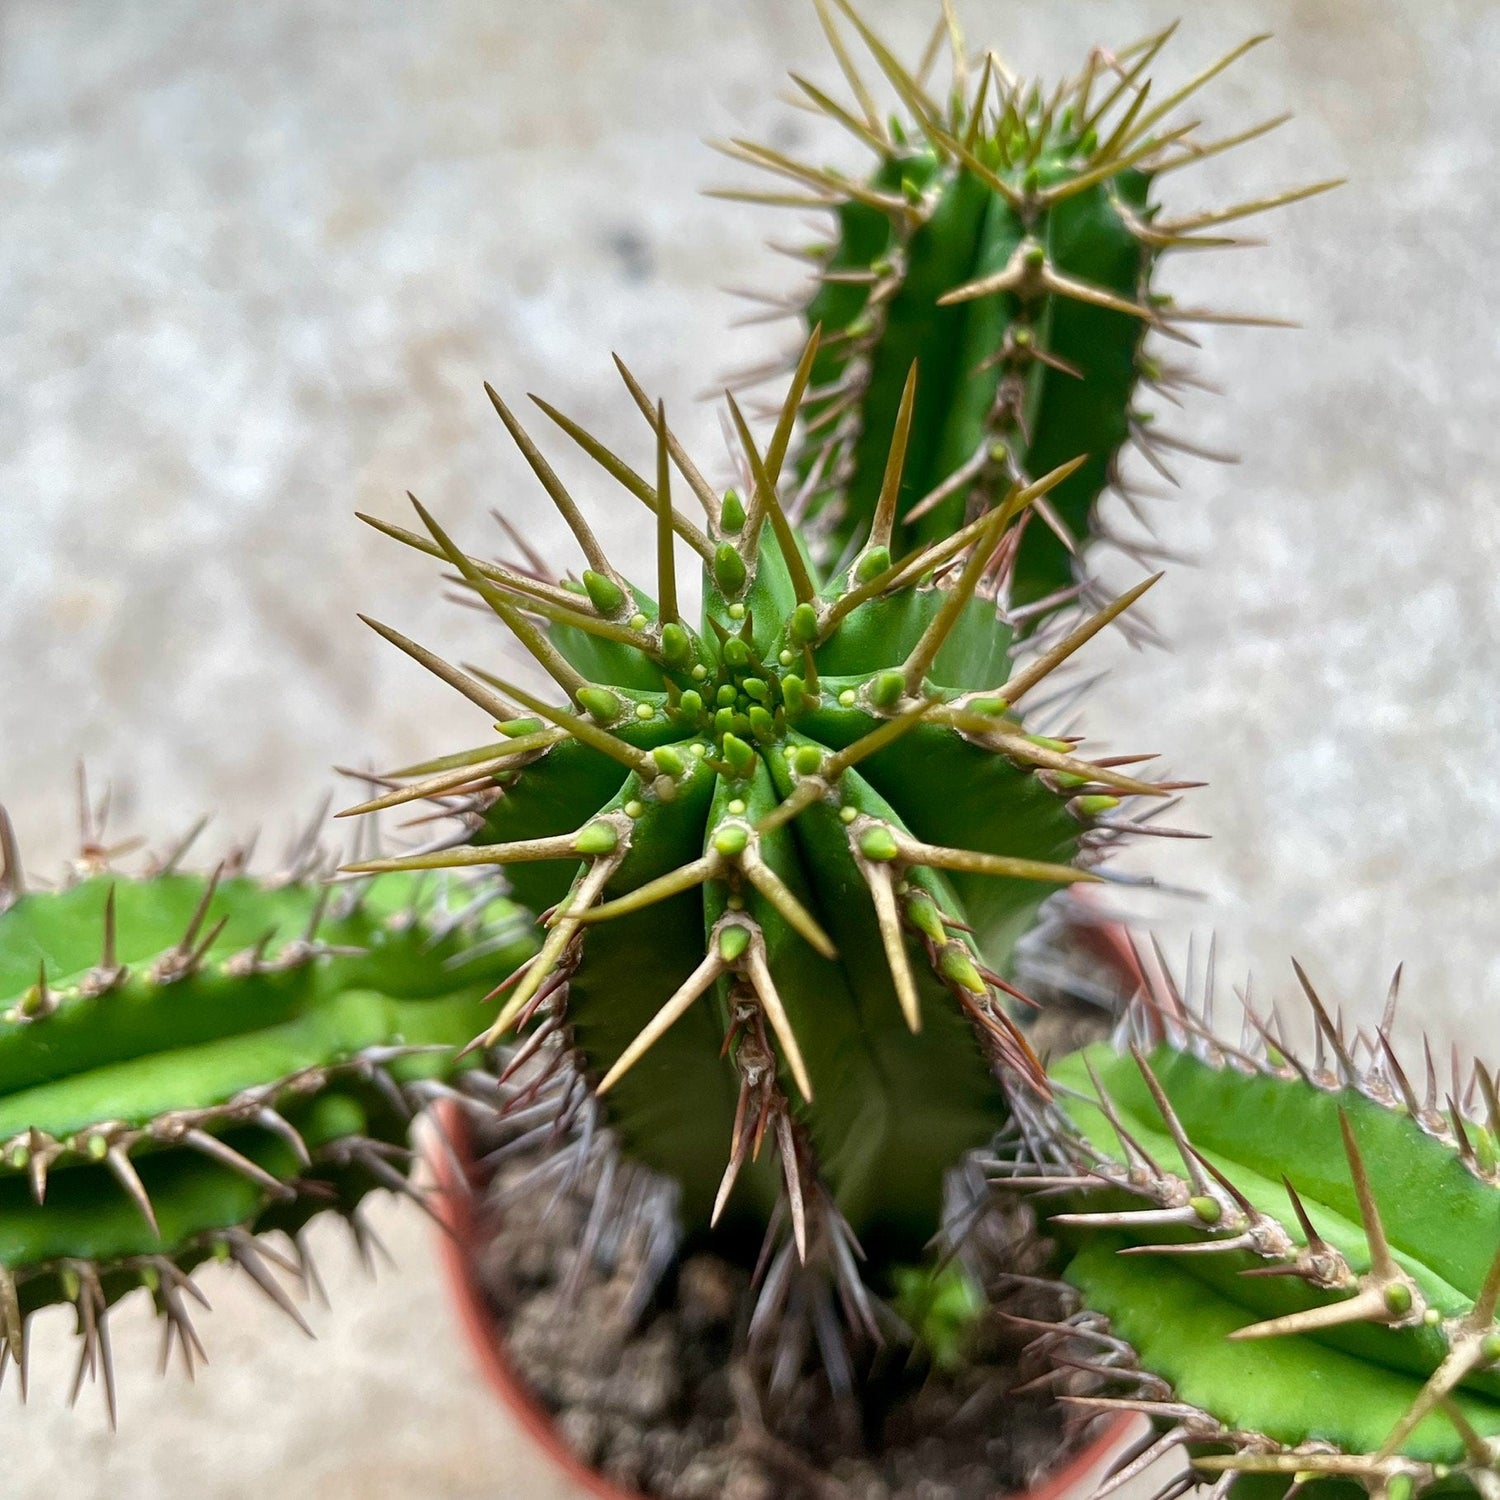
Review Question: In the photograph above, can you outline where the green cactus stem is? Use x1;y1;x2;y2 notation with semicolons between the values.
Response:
350;334;1172;1320
0;801;533;1419
716;1;1336;613
1005;955;1500;1495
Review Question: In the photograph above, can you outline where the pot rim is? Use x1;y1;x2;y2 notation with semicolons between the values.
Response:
428;915;1148;1500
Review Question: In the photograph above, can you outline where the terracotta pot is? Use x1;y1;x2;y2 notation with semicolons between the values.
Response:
429;914;1150;1500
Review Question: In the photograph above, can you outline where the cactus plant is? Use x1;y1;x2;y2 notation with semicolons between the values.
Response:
994;956;1500;1493
717;0;1337;612
346;336;1165;1312
0;798;533;1418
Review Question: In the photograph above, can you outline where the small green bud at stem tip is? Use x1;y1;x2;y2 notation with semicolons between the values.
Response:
869;670;905;708
712;824;749;858
782;676;805;715
790;602;819;645
748;706;776;742
1073;794;1121;818
582;570;626;616
719;489;745;534
1189;1195;1222;1225
573;821;619;856
859;826;900;862
713;542;747;597
661;622;692;668
938;944;987;996
722;734;756;779
793;745;823;777
576;686;622;724
853;546;891;584
652;746;687;779
501;717;544;738
718;924;750;963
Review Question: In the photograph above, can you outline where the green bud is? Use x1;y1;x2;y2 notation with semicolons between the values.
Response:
967;696;1008;717
573;821;619;856
868;670;905;709
748;706;777;743
938;943;987;996
741;678;769;703
716;683;738;708
576;686;621;724
718;924;751;963
1383;1282;1413;1316
714;706;738;740
1189;1196;1222;1225
1073;795;1120;819
501;716;544;738
858;825;900;863
660;622;693;668
781;675;805;716
722;638;750;670
793;745;823;777
853;546;891;584
719;489;745;534
652;745;687;779
790;602;819;645
677;689;704;722
722;734;757;779
712;823;749;858
903;891;946;944
713;542;747;598
581;569;626;616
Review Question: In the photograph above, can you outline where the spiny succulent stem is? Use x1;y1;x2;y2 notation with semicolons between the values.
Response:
997;572;1163;706
358;615;517;724
484;382;617;583
528;394;714;562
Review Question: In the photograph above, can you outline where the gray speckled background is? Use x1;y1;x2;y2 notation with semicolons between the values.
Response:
3;0;1497;1494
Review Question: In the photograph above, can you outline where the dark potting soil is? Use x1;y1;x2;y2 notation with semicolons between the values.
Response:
472;1144;1100;1500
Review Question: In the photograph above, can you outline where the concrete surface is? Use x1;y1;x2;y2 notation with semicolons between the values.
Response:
3;0;1498;1494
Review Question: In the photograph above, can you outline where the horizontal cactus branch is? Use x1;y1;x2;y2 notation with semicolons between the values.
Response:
353;335;1175;1330
0;797;535;1420
717;0;1336;619
1001;948;1500;1496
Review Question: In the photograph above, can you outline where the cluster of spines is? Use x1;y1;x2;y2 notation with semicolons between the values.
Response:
716;0;1336;616
0;787;534;1420
994;942;1500;1495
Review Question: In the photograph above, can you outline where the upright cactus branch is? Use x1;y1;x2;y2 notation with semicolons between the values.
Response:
717;1;1336;615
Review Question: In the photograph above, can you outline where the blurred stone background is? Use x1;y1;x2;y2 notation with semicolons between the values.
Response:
3;0;1497;1493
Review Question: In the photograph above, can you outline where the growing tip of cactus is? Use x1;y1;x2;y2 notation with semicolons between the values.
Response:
357;336;1167;1267
719;0;1337;627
